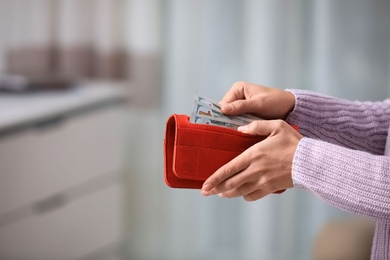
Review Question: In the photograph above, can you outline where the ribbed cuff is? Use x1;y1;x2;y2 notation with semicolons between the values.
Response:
285;89;390;155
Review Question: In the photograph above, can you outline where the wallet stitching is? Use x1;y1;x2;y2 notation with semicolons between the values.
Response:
176;129;262;153
176;144;243;153
185;119;245;134
180;128;262;141
164;118;174;186
183;126;251;138
195;147;200;180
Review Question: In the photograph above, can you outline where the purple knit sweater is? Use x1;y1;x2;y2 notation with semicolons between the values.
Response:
286;89;390;260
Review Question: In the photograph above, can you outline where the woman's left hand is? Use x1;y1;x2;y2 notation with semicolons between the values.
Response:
201;120;303;201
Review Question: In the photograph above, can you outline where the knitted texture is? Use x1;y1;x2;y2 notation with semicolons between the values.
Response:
285;89;390;260
286;89;390;155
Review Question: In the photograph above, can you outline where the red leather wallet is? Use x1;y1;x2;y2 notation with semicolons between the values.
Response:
164;114;298;192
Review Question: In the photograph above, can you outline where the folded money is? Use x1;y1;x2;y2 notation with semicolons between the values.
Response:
190;113;242;129
190;93;262;129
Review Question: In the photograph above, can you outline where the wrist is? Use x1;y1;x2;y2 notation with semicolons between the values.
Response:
283;90;296;118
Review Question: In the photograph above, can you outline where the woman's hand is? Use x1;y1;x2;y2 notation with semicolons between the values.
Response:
201;119;302;201
220;81;295;120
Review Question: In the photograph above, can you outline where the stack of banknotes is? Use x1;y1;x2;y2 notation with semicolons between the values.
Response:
190;93;261;129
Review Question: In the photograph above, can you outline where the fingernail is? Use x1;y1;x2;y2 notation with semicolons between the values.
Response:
223;104;233;112
218;193;225;198
202;183;212;191
238;125;248;133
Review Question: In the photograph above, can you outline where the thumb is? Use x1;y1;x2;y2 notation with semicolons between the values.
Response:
220;99;256;115
238;120;283;136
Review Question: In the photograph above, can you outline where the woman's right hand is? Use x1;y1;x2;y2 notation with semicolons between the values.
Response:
219;81;296;120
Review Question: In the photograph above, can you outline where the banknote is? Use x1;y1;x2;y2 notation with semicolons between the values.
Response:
192;100;254;125
190;93;262;129
194;93;260;121
190;113;242;129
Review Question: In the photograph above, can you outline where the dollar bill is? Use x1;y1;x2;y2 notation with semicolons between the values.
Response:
190;93;262;129
192;100;253;125
190;113;241;129
194;93;261;121
194;93;222;109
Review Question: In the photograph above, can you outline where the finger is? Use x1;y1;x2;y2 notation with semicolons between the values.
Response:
219;81;246;105
243;189;269;202
218;181;259;199
201;152;251;195
209;166;254;196
220;82;260;116
220;99;258;116
238;119;286;136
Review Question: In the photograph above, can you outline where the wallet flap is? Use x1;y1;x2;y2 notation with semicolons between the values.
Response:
164;114;204;188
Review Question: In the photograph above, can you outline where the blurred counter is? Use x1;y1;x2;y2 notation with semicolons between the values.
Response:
0;81;128;260
0;80;128;134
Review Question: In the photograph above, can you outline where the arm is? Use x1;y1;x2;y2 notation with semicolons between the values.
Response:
293;137;390;221
286;89;390;155
202;82;390;215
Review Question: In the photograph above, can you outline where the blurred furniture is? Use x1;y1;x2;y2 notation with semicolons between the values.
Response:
0;81;127;260
312;216;375;260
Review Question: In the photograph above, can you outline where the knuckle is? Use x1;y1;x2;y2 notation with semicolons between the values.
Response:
232;81;247;94
225;179;239;190
223;163;240;178
258;175;269;188
233;81;246;88
251;121;262;133
259;174;277;191
236;183;249;195
233;100;244;111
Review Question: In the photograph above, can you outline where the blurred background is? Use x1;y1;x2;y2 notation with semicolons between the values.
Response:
0;0;389;259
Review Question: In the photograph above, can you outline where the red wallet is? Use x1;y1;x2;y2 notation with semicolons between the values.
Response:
164;114;298;192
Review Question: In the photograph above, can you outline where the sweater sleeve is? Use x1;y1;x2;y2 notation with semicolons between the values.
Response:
293;137;390;221
285;89;390;155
